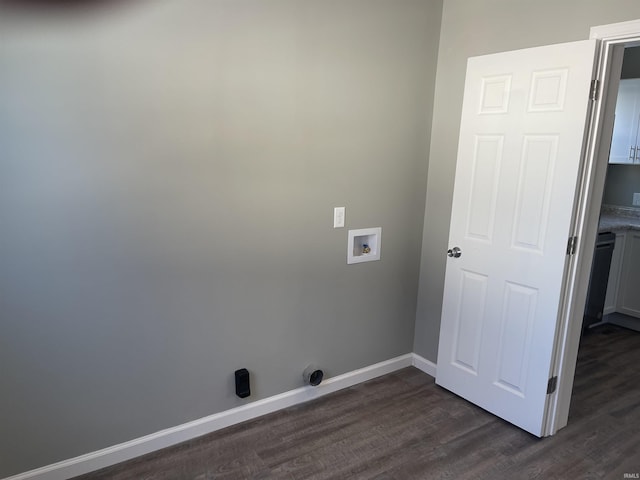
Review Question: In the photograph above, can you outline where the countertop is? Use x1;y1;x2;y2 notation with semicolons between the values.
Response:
598;205;640;233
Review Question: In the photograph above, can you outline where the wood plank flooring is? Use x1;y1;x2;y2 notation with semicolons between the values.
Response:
74;324;640;479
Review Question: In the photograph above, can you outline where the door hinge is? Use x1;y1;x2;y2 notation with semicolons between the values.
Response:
547;376;558;395
566;236;578;255
590;79;600;101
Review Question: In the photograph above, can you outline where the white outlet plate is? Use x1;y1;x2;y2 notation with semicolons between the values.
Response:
633;193;640;207
333;207;345;228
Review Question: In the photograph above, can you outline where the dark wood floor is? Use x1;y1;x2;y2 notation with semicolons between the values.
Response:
75;324;640;479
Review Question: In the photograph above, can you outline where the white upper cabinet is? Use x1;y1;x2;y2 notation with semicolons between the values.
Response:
610;78;640;164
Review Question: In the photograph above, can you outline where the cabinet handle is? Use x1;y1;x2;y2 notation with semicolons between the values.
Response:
636;145;640;163
631;146;637;162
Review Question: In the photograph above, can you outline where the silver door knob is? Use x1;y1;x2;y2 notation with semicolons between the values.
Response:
447;247;462;258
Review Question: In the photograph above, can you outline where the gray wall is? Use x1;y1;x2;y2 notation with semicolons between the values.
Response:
0;0;442;476
413;0;640;361
603;164;640;207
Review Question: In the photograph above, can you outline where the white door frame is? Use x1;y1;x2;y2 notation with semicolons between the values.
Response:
545;19;640;436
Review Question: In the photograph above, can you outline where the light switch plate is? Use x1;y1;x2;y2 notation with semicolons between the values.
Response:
634;193;640;207
334;207;345;228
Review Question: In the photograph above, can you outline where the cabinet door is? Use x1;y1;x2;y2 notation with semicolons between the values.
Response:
617;231;640;317
604;232;625;315
609;79;640;164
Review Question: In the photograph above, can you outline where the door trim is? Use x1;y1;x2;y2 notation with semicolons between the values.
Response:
545;18;640;436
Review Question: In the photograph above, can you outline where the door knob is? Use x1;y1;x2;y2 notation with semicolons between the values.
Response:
447;247;462;258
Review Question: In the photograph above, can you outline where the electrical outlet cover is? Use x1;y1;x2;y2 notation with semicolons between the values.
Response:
333;207;345;228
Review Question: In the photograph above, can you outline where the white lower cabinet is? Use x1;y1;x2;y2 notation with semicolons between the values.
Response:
604;232;626;315
616;231;640;318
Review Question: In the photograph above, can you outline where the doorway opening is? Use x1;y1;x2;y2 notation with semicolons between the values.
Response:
582;44;640;336
551;20;640;437
572;41;640;424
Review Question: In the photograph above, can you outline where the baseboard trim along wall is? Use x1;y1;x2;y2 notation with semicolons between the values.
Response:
412;353;437;377
5;353;436;480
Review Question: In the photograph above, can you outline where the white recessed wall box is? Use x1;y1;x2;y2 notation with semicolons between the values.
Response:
347;227;382;264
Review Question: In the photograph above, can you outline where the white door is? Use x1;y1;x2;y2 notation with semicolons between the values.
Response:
436;40;597;437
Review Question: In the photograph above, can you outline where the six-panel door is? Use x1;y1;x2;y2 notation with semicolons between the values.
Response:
436;40;597;437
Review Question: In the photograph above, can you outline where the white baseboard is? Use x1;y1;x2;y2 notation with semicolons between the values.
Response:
411;353;437;378
5;353;418;480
